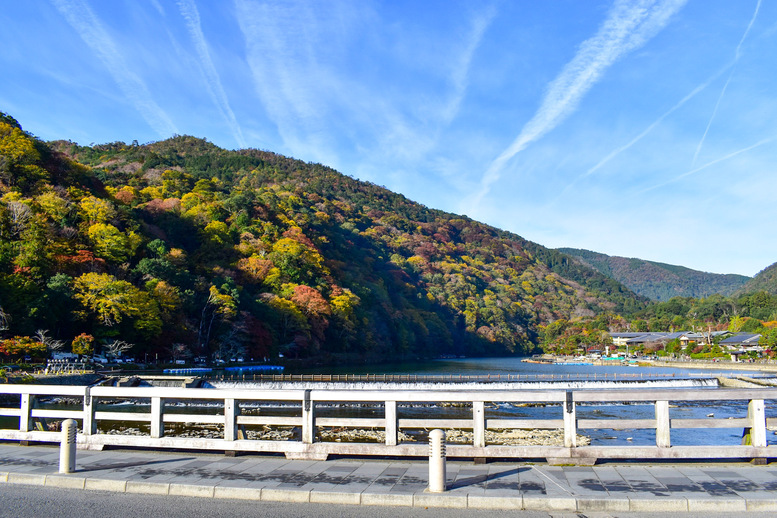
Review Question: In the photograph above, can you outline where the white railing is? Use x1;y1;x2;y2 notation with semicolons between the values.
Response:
0;385;774;464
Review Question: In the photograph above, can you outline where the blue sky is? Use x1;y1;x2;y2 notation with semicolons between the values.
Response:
2;0;775;277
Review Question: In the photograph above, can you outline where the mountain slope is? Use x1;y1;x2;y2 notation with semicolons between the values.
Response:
0;111;647;363
557;248;750;302
737;262;777;296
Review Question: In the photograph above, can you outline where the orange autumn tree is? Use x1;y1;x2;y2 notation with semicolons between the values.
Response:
0;336;47;360
71;333;94;356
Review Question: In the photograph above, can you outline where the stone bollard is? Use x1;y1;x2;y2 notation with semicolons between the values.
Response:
428;429;446;492
59;419;77;474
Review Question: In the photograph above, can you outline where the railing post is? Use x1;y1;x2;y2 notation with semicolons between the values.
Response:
385;400;397;446
563;391;576;448
743;399;766;448
655;400;670;448
225;398;237;441
473;401;485;448
83;386;96;435
20;393;32;432
302;389;314;444
428;429;446;492
151;397;163;438
59;419;77;473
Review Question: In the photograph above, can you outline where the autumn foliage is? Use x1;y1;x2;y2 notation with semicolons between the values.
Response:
0;111;660;364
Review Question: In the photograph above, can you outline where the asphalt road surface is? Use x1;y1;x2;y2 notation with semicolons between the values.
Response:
1;484;774;518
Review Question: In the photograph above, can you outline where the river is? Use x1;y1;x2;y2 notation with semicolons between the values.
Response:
208;357;777;448
10;357;777;449
291;355;774;379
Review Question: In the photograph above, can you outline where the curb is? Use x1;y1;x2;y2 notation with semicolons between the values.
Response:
0;471;776;512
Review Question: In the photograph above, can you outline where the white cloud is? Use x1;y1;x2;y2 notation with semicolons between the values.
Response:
234;0;498;176
691;0;761;166
439;6;497;125
51;0;178;138
470;0;687;210
638;135;776;194
564;63;730;195
177;0;246;148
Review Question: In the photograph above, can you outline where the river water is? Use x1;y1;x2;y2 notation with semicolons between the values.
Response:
209;357;777;448
9;357;777;449
292;356;770;379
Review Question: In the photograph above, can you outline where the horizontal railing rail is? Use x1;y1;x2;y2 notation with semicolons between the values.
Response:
0;385;774;464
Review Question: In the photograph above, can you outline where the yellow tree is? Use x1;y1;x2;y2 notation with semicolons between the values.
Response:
269;237;327;285
78;196;116;225
198;285;238;351
71;333;94;356
87;223;140;263
72;273;161;337
0;121;49;190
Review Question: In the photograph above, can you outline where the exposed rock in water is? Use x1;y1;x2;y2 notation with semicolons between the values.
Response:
318;427;415;443
99;424;587;446
445;428;591;446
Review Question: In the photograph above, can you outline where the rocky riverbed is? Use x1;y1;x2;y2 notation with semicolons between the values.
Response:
99;423;588;445
445;428;590;446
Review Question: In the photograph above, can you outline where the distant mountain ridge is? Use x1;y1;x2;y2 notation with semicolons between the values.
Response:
737;262;777;296
557;248;750;302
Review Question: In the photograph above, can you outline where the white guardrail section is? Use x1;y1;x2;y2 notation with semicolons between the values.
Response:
0;385;774;463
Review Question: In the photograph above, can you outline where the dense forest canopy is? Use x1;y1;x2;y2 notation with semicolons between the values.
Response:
737;262;777;296
558;248;750;301
540;291;777;355
1;112;654;364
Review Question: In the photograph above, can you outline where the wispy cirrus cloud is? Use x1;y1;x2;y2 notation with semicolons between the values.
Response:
439;6;497;125
572;65;729;184
51;0;177;138
691;0;761;166
637;135;775;195
562;0;760;198
470;0;687;208
577;0;763;197
235;0;496;171
234;0;351;160
177;0;246;148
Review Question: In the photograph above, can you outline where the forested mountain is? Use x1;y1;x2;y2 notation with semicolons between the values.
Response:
557;248;750;302
737;262;777;296
0;111;652;363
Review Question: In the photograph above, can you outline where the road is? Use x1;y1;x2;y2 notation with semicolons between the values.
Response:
0;484;773;518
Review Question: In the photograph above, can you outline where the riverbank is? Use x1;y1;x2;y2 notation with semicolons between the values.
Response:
543;355;777;374
647;359;777;373
0;373;104;386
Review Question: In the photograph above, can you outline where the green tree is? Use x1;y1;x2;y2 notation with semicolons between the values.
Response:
760;327;777;350
269;237;327;285
71;333;94;356
72;273;162;337
0;121;49;191
87;223;140;263
198;284;238;351
78;196;116;225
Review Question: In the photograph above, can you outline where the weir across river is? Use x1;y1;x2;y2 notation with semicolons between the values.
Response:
203;371;720;383
0;382;775;465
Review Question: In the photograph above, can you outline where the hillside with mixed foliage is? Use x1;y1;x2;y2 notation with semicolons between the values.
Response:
557;248;750;302
737;262;777;296
0;111;651;364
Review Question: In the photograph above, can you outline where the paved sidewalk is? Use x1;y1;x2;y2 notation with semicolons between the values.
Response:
0;443;776;512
